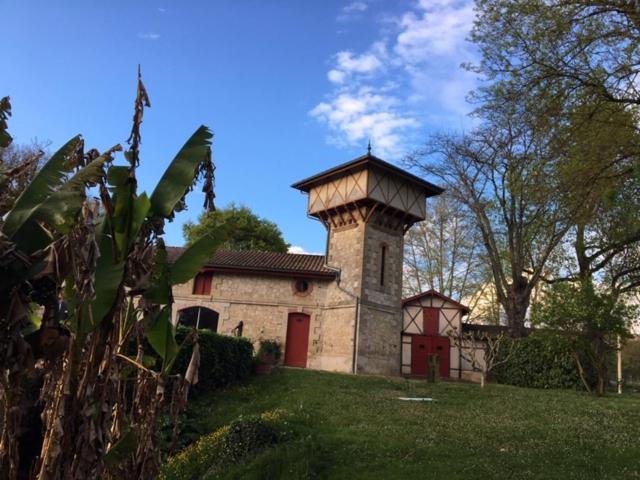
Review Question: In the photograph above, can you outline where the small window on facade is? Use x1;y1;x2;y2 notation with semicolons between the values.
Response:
295;279;310;294
192;272;213;295
380;245;387;286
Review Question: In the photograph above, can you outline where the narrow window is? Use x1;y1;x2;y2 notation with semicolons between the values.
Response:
192;272;213;295
380;245;386;286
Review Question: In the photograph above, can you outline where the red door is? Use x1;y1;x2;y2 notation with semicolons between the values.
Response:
411;335;450;378
284;313;310;368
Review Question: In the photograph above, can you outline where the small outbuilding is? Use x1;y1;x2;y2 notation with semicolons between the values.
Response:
401;289;471;379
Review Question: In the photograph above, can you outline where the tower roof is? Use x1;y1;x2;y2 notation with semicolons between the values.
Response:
291;152;444;197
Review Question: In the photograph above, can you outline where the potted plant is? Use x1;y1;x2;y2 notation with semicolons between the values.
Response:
253;340;281;375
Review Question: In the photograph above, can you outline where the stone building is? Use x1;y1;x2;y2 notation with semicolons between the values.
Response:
171;151;444;376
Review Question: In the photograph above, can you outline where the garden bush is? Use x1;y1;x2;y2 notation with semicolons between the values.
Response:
492;331;599;390
160;410;286;480
173;327;253;393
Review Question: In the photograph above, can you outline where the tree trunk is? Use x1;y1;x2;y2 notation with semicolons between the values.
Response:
505;282;530;337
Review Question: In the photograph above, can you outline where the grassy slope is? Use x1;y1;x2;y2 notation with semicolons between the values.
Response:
187;368;640;480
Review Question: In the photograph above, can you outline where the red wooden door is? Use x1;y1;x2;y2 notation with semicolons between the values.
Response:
411;335;450;378
284;313;310;368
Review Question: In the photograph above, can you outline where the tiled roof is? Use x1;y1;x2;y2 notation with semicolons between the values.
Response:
166;247;336;279
291;151;444;196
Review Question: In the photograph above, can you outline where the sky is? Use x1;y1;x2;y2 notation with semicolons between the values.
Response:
1;0;478;254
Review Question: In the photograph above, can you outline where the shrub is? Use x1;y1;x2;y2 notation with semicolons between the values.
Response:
173;327;253;394
492;331;599;390
255;339;282;365
160;410;286;480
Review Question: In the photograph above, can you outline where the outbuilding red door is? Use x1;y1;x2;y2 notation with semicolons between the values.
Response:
284;313;310;368
411;335;450;378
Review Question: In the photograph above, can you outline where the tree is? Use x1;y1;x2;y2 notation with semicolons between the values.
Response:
183;203;290;253
403;193;489;302
407;100;572;336
0;98;50;217
532;281;637;395
470;0;640;110
542;99;640;296
469;1;640;297
448;328;518;388
0;77;221;479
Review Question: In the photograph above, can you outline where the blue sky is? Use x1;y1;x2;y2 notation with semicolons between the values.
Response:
2;0;477;254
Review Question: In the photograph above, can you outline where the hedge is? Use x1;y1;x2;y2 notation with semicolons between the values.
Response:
173;327;253;394
160;410;287;480
492;332;599;390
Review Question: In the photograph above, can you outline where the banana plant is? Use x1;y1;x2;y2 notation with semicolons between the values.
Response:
1;75;223;479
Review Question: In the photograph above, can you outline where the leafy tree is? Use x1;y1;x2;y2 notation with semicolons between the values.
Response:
469;0;640;296
470;0;640;110
532;281;637;395
183;203;289;253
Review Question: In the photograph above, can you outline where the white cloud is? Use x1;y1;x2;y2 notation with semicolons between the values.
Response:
344;1;368;13
337;1;368;22
328;69;347;84
288;245;323;255
158;7;166;13
312;0;478;157
395;0;475;61
310;88;418;157
336;51;383;74
138;32;160;40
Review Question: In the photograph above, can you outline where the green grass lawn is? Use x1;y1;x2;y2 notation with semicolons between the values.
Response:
181;368;640;479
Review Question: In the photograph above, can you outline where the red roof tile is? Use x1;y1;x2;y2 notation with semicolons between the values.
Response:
166;247;336;279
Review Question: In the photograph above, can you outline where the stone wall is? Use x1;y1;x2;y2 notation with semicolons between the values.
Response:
173;271;358;373
355;221;404;375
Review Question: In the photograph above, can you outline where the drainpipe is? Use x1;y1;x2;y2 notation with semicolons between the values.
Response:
310;214;362;374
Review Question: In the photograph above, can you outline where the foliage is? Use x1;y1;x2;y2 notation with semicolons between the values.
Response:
183;203;290;253
470;0;640;110
492;332;598;390
160;411;284;480
164;368;640;479
462;0;640;302
173;327;253;394
0;76;221;479
255;339;282;365
531;282;636;394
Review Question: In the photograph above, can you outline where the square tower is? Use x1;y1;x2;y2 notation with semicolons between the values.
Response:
292;151;443;375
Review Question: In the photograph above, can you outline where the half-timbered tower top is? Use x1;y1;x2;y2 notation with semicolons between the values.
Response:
291;151;443;232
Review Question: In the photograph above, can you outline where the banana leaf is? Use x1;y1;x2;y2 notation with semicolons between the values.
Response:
149;125;212;219
3;135;82;238
12;154;110;253
170;230;225;286
146;305;179;373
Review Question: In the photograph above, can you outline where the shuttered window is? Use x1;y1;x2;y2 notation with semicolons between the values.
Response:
423;307;439;336
192;272;213;295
